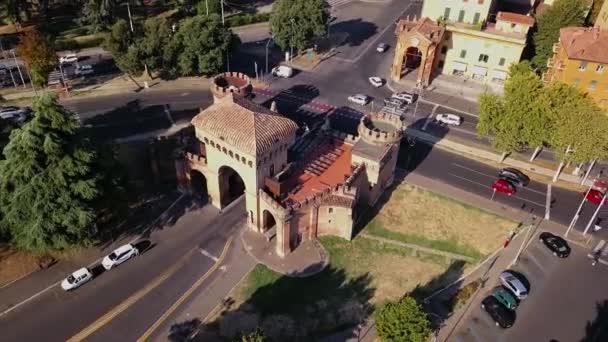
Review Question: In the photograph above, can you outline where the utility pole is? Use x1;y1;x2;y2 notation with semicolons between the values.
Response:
58;61;69;96
290;19;296;61
566;182;595;237
127;0;134;33
11;50;26;88
220;0;225;25
413;82;422;119
545;184;551;220
584;192;607;235
205;0;209;15
265;38;272;76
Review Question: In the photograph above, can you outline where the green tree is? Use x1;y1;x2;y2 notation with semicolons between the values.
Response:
196;0;221;16
163;14;232;77
2;0;30;27
79;0;119;33
16;29;57;87
139;17;172;74
374;296;431;342
532;0;587;70
238;328;265;342
0;94;104;252
104;19;145;84
270;0;329;54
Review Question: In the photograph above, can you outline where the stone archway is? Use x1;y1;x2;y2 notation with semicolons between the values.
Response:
262;210;276;232
190;170;208;201
218;165;245;208
404;46;422;72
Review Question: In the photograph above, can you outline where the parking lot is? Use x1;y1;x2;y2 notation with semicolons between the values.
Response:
451;229;608;342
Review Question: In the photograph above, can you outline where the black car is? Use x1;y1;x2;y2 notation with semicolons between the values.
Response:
539;232;571;258
499;168;530;187
481;296;515;328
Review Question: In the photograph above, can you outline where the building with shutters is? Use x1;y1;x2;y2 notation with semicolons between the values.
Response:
175;73;403;257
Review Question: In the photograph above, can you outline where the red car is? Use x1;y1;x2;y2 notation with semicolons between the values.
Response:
493;179;515;196
585;189;608;205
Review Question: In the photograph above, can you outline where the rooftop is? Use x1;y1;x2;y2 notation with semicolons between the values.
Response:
352;139;392;162
395;16;445;44
496;11;535;26
282;137;353;205
191;94;298;156
448;22;528;41
559;27;608;64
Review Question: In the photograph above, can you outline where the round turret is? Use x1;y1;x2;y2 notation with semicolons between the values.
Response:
358;112;404;145
210;72;252;102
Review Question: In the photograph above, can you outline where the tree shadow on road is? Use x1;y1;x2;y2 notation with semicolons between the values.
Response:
328;18;378;49
581;299;608;342
189;266;375;341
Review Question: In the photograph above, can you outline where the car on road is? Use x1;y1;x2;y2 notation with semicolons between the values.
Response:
492;179;516;196
383;97;406;108
102;243;139;270
435;113;462;126
585;189;608;205
376;43;389;53
392;92;415;104
347;94;370;106
499;271;529;299
368;76;384;87
0;106;31;123
499;168;530;187
271;65;294;78
59;53;78;64
74;64;94;76
61;267;93;291
492;287;518;310
539;232;571;258
481;295;515;328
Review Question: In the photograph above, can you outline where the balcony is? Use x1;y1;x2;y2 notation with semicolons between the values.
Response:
547;57;554;69
552;43;560;54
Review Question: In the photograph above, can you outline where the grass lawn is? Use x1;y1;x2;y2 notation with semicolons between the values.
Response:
365;183;516;259
204;236;470;341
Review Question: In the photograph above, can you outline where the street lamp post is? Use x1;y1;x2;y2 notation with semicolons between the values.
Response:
413;82;423;119
290;18;295;61
565;182;595;237
584;192;607;235
265;37;272;76
11;50;26;88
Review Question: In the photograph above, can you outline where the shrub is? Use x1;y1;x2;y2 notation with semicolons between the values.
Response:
452;279;481;310
374;296;431;342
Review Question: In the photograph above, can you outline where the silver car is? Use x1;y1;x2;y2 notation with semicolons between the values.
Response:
499;271;529;299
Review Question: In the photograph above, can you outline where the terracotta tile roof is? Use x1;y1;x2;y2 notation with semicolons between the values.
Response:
559;27;608;64
323;195;354;208
497;11;535;26
191;94;299;156
396;17;445;44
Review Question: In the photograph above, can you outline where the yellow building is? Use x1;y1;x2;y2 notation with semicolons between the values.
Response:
392;0;535;86
543;27;608;109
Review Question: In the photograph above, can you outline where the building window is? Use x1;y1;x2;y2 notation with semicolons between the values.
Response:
222;147;227;154
579;61;587;71
250;211;253;223
460;49;466;58
204;137;209;143
597;64;605;73
270;164;274;176
589;80;597;90
478;54;489;63
248;161;253;167
229;151;233;158
499;58;506;66
241;157;246;164
328;207;333;213
210;141;215;147
573;78;580;85
458;10;465;22
473;12;480;24
441;46;447;54
444;7;451;20
235;153;239;160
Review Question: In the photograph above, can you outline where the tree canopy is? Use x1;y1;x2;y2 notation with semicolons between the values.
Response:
16;28;57;87
270;0;330;54
374;296;431;342
532;0;587;70
79;0;119;33
0;94;106;252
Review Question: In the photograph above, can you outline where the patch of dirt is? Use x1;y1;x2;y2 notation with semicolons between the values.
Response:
377;184;514;255
0;246;63;287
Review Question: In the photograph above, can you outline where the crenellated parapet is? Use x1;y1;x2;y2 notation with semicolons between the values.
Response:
210;72;252;102
358;112;404;145
259;189;291;218
326;130;359;145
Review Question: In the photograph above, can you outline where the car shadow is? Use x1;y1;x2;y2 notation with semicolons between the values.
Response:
133;240;156;254
91;264;106;278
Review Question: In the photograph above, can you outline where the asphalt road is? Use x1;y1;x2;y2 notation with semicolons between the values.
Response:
0;199;246;342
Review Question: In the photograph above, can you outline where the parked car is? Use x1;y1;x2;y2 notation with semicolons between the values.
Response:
539;232;571;258
102;243;139;270
384;97;406;108
481;296;516;328
585;189;608;205
492;287;518;310
492;179;516;196
74;64;94;76
368;76;384;87
435;113;462;126
392;92;415;104
271;65;294;78
0;106;31;123
59;53;78;64
61;267;93;291
376;43;389;53
499;271;529;299
499;168;530;187
348;94;370;106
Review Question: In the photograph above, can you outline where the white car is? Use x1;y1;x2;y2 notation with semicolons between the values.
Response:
271;65;294;78
61;267;93;291
392;92;415;104
368;76;384;87
0;106;30;122
59;53;78;64
74;64;94;76
102;243;139;270
348;94;370;106
376;43;388;53
499;271;529;299
435;113;463;126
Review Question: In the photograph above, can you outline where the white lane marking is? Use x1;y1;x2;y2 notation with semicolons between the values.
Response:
199;249;219;262
179;92;190;97
452;163;547;196
447;173;546;207
420;98;479;118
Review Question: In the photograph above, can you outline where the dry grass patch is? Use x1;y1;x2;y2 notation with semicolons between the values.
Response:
368;183;515;258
